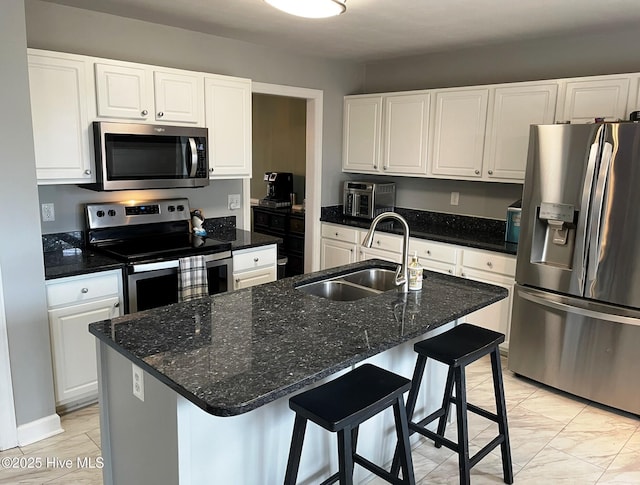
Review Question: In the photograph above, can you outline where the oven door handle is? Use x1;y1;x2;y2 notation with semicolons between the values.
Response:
131;251;232;273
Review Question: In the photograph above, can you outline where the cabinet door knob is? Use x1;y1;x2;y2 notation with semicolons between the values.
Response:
335;232;339;236
376;240;381;246
448;269;453;274
254;257;259;262
114;302;120;308
209;168;214;172
84;169;91;175
475;169;480;175
81;288;89;294
141;109;148;116
426;250;431;255
373;164;378;169
461;272;466;277
487;261;493;268
157;111;164;118
235;278;240;283
383;166;387;171
488;170;493;175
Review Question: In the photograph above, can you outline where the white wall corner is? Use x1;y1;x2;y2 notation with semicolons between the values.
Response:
17;413;63;447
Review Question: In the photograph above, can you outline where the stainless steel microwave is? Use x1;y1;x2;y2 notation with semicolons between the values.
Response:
84;121;209;191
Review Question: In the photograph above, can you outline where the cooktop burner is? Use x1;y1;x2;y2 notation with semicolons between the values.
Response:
96;234;231;263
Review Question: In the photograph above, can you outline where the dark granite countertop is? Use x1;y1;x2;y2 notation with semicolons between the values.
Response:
321;206;518;255
89;259;507;417
43;228;281;280
44;248;125;280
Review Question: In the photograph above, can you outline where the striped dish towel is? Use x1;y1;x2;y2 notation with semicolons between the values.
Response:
178;255;209;302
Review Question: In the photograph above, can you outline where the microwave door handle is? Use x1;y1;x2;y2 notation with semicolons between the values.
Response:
353;193;360;216
187;137;198;177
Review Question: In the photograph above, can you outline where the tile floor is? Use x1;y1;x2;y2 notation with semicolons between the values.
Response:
1;355;638;484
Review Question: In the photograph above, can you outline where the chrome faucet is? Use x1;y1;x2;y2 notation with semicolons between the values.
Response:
362;212;410;292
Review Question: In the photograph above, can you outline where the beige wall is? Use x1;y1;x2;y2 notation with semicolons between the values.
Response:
251;94;306;203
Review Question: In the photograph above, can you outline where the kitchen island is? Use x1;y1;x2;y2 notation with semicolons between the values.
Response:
89;259;507;485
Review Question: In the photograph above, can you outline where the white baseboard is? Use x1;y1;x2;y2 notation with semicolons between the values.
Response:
17;413;63;447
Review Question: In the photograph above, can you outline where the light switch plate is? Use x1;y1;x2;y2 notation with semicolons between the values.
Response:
450;192;459;206
228;194;241;210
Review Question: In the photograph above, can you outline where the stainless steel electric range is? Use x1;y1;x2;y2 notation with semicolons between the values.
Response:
85;198;232;313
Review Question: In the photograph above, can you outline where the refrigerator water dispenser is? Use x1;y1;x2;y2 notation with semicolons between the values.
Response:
531;202;577;268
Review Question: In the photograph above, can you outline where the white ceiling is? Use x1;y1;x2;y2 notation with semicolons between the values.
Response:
41;0;640;62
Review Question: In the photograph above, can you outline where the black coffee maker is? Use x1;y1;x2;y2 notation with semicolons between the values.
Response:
260;172;293;208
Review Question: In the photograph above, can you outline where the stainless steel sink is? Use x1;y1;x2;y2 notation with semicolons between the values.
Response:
296;280;379;301
295;267;399;301
340;268;397;292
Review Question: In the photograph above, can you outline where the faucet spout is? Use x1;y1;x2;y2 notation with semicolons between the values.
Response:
363;212;411;292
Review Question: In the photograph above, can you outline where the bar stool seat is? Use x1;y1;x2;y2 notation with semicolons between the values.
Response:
284;363;416;485
392;323;513;485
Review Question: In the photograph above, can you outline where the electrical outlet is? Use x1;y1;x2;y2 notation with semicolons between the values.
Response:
450;192;460;206
132;364;145;402
228;194;241;210
41;203;55;222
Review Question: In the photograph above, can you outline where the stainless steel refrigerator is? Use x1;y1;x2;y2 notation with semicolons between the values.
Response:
509;122;640;415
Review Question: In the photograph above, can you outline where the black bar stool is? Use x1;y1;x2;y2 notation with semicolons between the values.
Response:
284;363;416;485
392;323;513;485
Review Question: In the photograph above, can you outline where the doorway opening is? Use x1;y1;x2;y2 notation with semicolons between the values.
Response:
244;83;323;273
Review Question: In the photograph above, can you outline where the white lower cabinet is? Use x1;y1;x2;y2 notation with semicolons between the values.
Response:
358;230;403;263
459;249;516;349
409;238;458;276
46;269;123;409
320;224;359;270
232;244;277;290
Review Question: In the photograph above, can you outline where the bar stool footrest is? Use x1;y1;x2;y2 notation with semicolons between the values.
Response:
318;472;339;485
353;454;406;485
466;402;500;423
469;435;505;469
408;422;459;453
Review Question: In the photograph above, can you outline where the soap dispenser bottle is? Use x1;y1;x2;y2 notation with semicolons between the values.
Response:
408;251;423;291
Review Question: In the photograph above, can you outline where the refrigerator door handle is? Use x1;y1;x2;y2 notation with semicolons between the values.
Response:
587;141;613;286
519;286;640;327
576;139;601;291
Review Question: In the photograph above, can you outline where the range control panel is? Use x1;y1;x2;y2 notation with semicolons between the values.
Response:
85;198;191;229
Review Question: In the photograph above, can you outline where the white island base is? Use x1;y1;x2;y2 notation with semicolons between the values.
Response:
97;322;455;485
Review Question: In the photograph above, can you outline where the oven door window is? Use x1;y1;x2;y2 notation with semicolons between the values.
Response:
128;261;231;313
105;134;190;180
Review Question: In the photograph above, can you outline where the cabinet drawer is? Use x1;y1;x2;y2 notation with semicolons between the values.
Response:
233;245;277;273
360;231;402;254
46;270;121;308
321;224;359;244
409;239;457;265
461;249;516;276
233;266;276;290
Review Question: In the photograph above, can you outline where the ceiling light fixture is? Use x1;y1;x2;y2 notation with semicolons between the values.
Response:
264;0;346;19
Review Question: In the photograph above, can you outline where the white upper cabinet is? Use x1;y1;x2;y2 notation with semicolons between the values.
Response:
204;75;252;178
342;95;382;173
429;88;489;179
95;62;204;125
343;93;429;175
556;76;630;123
381;93;430;175
95;63;150;121
28;50;93;184
153;70;204;124
483;83;558;182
